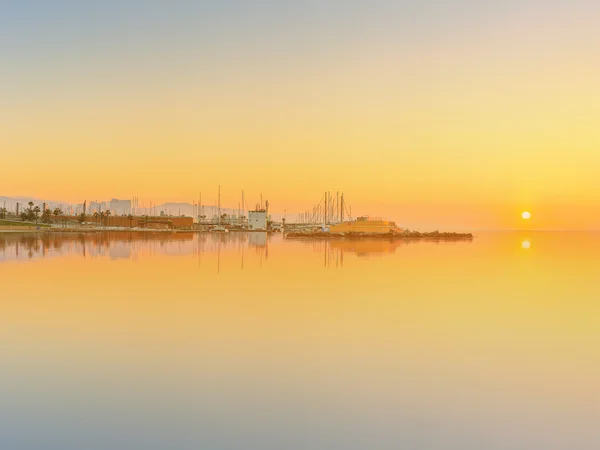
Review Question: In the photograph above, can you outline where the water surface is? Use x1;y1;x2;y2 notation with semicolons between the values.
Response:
1;231;599;449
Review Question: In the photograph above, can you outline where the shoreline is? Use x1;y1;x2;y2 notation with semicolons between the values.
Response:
285;231;474;240
0;227;276;234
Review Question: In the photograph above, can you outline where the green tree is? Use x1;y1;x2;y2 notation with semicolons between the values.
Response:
21;202;36;222
0;207;7;219
41;209;52;224
53;207;64;228
33;206;41;224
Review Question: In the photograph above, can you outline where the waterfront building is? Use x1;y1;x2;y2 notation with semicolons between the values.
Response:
109;199;132;216
329;216;403;234
248;210;267;230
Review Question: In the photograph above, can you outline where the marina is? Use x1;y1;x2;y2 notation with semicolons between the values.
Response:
0;190;474;240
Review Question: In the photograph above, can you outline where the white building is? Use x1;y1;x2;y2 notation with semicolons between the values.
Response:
248;210;267;230
109;199;132;216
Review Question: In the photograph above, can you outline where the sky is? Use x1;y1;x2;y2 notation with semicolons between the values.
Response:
2;0;600;230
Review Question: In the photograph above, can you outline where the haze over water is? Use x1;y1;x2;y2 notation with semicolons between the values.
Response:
2;231;599;449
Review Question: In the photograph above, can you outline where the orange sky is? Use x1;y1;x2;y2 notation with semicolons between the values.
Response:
2;2;600;229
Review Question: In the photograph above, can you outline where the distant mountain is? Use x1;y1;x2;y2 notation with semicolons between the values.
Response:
0;196;267;219
0;196;72;212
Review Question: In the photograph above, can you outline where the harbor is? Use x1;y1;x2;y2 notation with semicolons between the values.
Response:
1;189;473;239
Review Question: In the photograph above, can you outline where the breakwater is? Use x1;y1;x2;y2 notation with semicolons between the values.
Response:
285;230;474;240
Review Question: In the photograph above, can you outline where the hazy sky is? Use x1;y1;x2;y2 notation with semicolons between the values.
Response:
2;1;600;229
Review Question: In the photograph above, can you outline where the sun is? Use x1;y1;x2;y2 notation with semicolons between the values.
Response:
522;211;531;220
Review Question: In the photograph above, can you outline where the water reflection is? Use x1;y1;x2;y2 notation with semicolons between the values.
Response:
0;231;474;266
2;231;600;449
0;231;192;261
329;239;405;258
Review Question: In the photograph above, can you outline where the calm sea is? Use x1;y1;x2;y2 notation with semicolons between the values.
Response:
1;231;599;450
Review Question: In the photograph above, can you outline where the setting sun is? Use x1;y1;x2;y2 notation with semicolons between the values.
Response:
522;212;531;220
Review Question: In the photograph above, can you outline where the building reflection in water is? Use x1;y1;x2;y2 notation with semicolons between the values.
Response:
0;231;472;271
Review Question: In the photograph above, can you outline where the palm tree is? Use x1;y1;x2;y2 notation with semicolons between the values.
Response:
93;212;100;226
127;214;134;229
33;206;41;224
22;201;35;222
0;207;7;219
104;210;111;227
52;207;63;228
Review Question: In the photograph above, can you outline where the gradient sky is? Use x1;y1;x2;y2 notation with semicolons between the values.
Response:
2;1;600;229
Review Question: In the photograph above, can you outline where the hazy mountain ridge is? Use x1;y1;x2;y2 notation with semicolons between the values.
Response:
0;196;72;211
0;196;248;218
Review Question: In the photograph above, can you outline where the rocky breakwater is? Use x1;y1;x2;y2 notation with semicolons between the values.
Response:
285;229;474;240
